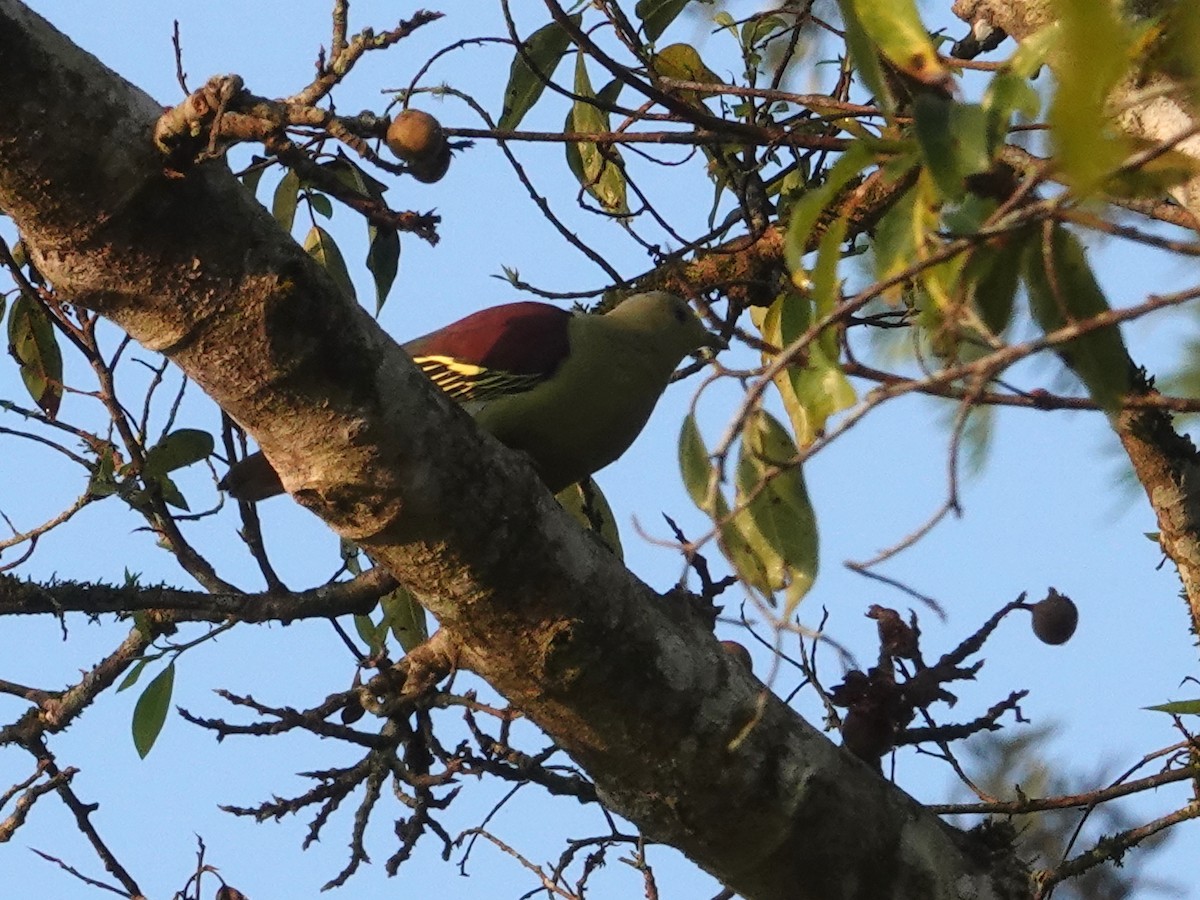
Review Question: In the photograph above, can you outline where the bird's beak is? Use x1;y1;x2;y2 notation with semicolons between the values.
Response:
700;330;728;354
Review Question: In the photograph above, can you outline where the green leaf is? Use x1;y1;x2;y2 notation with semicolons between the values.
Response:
1048;0;1133;192
366;226;401;314
498;17;578;130
132;661;175;758
650;43;721;106
565;54;629;215
557;477;623;560
304;225;357;304
380;585;429;654
318;152;389;200
117;658;150;693
1145;699;1200;716
753;289;855;448
735;410;820;614
143;429;215;476
679;412;715;512
153;474;190;511
635;0;691;41
679;414;775;598
1022;224;1131;411
784;141;875;282
354;613;387;656
841;0;947;88
7;294;63;418
913;95;990;200
307;191;334;219
982;71;1041;154
272;168;301;232
958;231;1029;337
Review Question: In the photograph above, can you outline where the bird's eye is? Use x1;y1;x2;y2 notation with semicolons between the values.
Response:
673;303;688;323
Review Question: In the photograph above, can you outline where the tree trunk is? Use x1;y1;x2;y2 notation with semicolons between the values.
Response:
0;3;1021;897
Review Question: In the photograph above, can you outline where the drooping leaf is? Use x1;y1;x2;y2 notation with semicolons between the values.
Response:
498;17;578;130
7;294;63;418
132;661;175;758
380;585;429;654
304;225;357;304
913;95;990;200
841;0;948;89
958;231;1030;338
1048;0;1133;192
116;658;150;693
784;141;875;280
1022;224;1131;411
735;410;819;615
679;414;776;599
307;191;334;219
751;287;855;450
635;0;691;41
982;71;1041;154
557;477;623;560
366;225;401;314
565;54;629;214
152;474;189;511
271;168;301;232
354;613;387;656
143;429;215;476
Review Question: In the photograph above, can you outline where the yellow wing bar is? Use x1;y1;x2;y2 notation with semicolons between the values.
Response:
415;355;545;402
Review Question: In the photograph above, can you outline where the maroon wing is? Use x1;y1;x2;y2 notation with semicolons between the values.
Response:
404;302;572;402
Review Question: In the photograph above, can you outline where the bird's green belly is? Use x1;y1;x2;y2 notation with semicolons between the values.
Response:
474;371;662;493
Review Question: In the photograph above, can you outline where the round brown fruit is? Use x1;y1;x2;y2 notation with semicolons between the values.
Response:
386;109;446;164
1030;589;1078;645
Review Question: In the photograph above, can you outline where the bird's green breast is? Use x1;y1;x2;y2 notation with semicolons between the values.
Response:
472;313;683;492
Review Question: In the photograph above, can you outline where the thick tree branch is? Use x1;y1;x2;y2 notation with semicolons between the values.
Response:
0;4;1020;897
0;568;396;622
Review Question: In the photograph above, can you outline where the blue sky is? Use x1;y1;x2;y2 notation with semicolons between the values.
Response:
2;2;1197;898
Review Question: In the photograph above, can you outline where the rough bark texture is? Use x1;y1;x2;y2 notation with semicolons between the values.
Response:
1116;400;1200;638
0;3;1022;898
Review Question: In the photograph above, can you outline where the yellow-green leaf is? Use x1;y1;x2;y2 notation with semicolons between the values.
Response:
272;168;300;232
841;0;948;88
498;17;578;130
650;43;720;106
784;141;875;281
566;55;629;215
354;613;387;656
1048;0;1134;192
1145;699;1200;716
557;478;623;560
679;414;772;596
304;225;356;304
752;286;855;448
735;410;819;615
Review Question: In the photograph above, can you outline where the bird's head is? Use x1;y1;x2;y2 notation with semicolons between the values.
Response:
605;291;725;357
